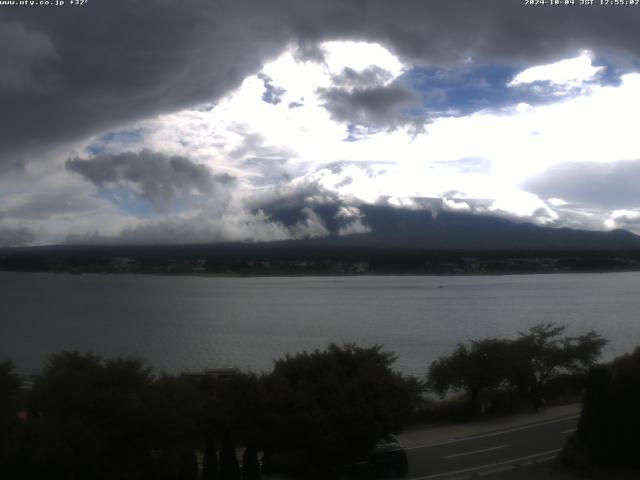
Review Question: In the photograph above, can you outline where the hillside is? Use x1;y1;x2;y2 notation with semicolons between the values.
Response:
3;207;640;275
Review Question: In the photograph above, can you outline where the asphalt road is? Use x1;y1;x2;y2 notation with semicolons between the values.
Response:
404;414;579;480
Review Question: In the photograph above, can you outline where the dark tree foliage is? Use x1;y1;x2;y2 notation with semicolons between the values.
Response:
188;369;267;478
575;347;640;467
0;361;24;478
242;444;262;480
178;449;199;480
148;373;201;451
427;324;607;414
219;436;241;480
199;372;267;446
22;352;157;480
1;345;419;480
0;360;22;410
145;373;209;480
514;324;606;406
202;435;220;480
428;339;514;415
261;343;421;478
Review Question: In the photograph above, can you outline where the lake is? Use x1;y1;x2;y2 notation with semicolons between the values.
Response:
1;271;639;377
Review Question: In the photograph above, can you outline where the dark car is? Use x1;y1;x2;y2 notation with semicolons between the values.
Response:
369;435;409;478
342;435;409;479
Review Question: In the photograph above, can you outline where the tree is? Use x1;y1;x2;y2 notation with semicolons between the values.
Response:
198;371;266;447
262;344;420;478
514;323;607;406
0;360;22;411
26;351;157;480
573;346;640;467
0;361;24;479
178;449;199;480
427;339;513;415
242;444;261;480
190;369;266;479
149;373;202;453
427;324;607;413
202;435;220;480
219;435;241;480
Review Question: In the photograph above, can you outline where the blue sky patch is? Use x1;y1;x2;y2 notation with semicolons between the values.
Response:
402;62;623;117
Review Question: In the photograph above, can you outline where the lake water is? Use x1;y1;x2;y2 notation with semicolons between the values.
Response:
1;271;639;377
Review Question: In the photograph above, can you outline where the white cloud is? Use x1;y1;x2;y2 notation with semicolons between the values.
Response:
336;205;371;236
91;47;640;233
321;41;404;79
442;198;471;212
508;50;603;87
605;209;640;230
10;46;640;244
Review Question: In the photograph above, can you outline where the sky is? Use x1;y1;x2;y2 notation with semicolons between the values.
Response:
2;0;640;246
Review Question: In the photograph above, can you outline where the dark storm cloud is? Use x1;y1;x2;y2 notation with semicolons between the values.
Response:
524;160;640;209
0;0;292;171
3;0;640;171
0;227;35;247
332;66;395;89
245;181;359;235
283;0;640;71
247;179;341;217
0;20;58;91
319;81;424;133
318;64;426;132
293;42;326;63
66;150;232;213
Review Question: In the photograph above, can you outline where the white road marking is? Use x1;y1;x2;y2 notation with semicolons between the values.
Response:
407;448;561;480
404;414;580;450
562;428;577;435
478;464;514;476
535;455;559;463
475;454;557;477
443;444;508;460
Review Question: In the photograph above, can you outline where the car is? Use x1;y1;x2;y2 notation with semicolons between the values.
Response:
369;435;409;478
342;435;409;479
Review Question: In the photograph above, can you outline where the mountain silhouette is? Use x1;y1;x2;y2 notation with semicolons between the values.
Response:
3;206;640;275
265;204;640;251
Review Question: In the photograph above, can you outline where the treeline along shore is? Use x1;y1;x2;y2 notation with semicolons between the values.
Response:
4;244;640;276
1;324;639;479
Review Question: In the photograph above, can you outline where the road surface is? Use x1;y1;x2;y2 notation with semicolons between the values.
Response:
402;413;579;479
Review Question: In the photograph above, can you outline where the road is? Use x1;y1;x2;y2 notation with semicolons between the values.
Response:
403;413;579;480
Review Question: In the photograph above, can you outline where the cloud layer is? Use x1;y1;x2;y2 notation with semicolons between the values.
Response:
66;150;232;213
525;160;640;209
3;1;640;167
2;2;640;245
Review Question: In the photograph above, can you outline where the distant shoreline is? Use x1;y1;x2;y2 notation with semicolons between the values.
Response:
4;244;640;278
2;267;639;279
